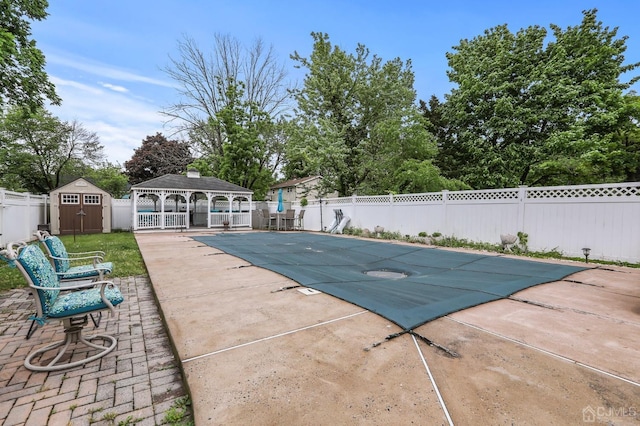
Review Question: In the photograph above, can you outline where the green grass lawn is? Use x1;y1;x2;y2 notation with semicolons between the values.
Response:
0;232;147;293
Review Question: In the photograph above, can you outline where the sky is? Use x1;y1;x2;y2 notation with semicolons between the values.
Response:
30;0;640;166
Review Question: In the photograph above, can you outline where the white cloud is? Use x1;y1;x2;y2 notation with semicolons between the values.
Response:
100;82;129;93
47;52;176;88
49;76;171;165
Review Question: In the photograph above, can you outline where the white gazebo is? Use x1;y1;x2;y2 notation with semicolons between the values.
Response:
130;170;253;231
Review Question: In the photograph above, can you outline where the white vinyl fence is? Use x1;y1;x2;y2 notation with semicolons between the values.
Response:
0;189;48;249
3;182;639;263
112;198;133;231
296;182;640;263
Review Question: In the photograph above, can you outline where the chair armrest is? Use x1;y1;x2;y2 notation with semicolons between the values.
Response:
53;264;111;275
54;264;110;282
66;250;105;258
50;254;105;265
30;280;119;315
30;279;113;291
96;280;119;314
50;253;103;261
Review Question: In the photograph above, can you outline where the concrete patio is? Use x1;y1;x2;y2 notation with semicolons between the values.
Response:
138;231;639;425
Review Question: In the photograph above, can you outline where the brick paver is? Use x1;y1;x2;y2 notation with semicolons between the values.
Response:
0;276;192;425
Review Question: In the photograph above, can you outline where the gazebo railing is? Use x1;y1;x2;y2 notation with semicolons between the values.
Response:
164;213;187;228
210;212;251;228
232;212;251;227
136;212;187;229
137;212;161;229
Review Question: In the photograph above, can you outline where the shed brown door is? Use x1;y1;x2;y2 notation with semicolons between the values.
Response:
59;193;103;235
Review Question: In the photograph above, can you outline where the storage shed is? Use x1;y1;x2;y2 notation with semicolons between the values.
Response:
49;178;112;235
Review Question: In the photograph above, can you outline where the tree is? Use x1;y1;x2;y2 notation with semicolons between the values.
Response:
419;95;462;181
0;108;104;193
612;93;640;181
212;81;276;198
440;9;639;188
286;32;440;196
0;0;60;112
85;163;129;198
392;159;470;193
163;34;289;177
124;133;193;184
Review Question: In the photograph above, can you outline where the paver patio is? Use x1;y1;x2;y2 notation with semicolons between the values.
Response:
0;276;190;426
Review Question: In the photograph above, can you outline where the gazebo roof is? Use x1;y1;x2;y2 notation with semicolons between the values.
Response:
131;174;252;194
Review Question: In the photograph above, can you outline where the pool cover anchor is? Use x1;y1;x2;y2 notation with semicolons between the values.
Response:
364;330;410;351
271;285;301;293
364;329;459;358
228;264;251;269
411;331;460;358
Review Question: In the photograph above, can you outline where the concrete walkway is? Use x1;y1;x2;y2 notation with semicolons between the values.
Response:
137;231;640;425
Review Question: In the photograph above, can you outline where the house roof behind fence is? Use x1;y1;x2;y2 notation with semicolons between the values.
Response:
131;174;252;193
270;176;321;189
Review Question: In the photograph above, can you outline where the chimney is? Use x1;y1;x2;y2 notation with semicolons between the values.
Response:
187;169;200;178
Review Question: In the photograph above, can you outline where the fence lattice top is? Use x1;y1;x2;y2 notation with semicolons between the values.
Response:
448;189;519;201
526;184;640;199
394;193;443;203
298;182;640;206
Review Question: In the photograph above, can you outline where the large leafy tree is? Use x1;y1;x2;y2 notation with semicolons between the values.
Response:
213;81;277;198
0;0;60;112
84;163;129;198
163;34;289;178
419;95;467;188
440;9;639;188
0;108;103;193
124;133;193;184
611;93;640;181
287;32;450;196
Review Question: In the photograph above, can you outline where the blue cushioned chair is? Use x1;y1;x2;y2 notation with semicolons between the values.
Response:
32;230;113;338
0;241;124;371
35;230;113;282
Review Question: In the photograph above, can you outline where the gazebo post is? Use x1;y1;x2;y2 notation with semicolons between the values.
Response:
132;191;138;231
228;194;233;229
160;191;166;230
185;191;191;229
206;193;213;228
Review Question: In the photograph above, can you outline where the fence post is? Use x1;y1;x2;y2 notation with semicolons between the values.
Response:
25;193;32;241
517;185;527;233
442;190;449;236
43;194;48;225
352;194;357;226
389;193;395;233
130;198;135;230
0;188;4;248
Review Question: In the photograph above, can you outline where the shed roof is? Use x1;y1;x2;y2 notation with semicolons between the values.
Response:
131;174;252;193
50;177;110;195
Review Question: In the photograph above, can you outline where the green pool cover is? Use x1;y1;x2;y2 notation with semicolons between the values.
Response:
194;233;586;331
